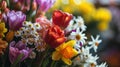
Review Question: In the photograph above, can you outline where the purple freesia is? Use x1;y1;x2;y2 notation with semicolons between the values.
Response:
6;11;26;31
36;0;56;12
9;41;32;64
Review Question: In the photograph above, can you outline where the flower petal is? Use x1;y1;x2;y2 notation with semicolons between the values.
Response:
52;51;61;60
66;40;76;47
62;57;72;65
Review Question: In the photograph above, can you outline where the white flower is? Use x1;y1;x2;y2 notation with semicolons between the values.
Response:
96;62;108;67
86;55;98;64
29;51;36;59
80;47;91;55
88;35;102;52
15;31;22;37
34;23;41;30
74;16;87;32
35;44;45;52
30;27;36;32
27;22;34;28
69;28;87;45
19;27;26;31
79;47;91;63
23;21;29;26
65;19;74;32
74;43;81;53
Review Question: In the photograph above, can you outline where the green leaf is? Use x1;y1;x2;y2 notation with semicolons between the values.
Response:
6;0;10;7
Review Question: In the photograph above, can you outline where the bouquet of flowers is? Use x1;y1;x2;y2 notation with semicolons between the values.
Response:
50;0;112;32
0;0;107;67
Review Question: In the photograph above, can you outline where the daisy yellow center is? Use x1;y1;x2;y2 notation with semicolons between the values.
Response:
61;46;75;59
16;31;20;35
95;42;99;46
37;45;41;50
75;34;81;40
31;28;35;31
78;22;82;26
23;22;27;25
36;24;39;27
90;63;95;67
29;24;32;27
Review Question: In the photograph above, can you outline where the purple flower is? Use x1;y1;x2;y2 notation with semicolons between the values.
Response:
9;41;32;64
7;11;26;31
36;0;56;12
11;0;30;4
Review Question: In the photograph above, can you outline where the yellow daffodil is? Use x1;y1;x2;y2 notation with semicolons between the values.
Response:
52;40;78;65
0;22;7;38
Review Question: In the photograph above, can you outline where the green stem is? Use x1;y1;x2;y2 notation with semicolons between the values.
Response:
2;55;4;67
6;0;10;8
38;53;45;67
39;48;50;67
50;61;55;67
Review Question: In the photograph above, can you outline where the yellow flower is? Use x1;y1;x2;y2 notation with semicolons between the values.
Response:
62;6;73;13
0;22;7;38
52;40;78;65
97;22;109;31
94;8;112;22
78;2;95;15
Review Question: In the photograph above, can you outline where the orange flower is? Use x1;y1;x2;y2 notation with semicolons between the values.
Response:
52;10;73;29
0;38;8;55
52;40;78;65
44;25;66;48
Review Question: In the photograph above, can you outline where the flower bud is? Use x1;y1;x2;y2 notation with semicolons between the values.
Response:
1;1;7;10
32;1;37;11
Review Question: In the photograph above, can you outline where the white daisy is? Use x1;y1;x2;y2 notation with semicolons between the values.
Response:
34;23;41;30
86;55;98;64
74;16;87;32
23;21;29;26
80;47;91;55
79;47;91;63
96;62;108;67
65;19;74;32
15;31;22;37
29;51;36;59
88;35;102;52
35;44;45;52
69;28;87;45
27;22;34;28
74;43;81;53
80;54;98;67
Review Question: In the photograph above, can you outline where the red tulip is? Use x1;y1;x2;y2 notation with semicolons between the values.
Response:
52;10;73;29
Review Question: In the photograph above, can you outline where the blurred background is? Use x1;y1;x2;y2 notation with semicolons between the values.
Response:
47;0;120;67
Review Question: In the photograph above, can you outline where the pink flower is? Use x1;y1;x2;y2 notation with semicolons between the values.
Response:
36;0;56;12
9;41;32;64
